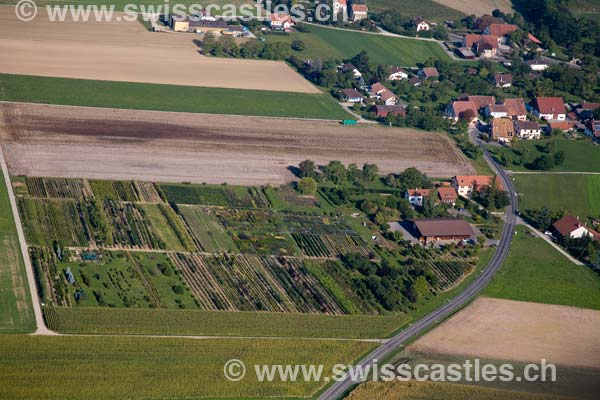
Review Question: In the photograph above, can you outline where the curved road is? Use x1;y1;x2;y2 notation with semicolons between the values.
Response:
318;128;519;400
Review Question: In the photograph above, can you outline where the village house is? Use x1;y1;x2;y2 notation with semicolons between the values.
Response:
503;98;528;121
379;90;398;106
340;88;363;103
514;120;542;139
460;95;495;113
456;47;477;60
491;118;515;143
409;76;422;86
526;59;549;72
351;3;368;22
446;100;479;122
388;66;408;81
374;105;406;118
413;17;430;32
437;186;458;206
412;218;474;244
339;62;363;79
553;215;599;240
492;73;513;88
369;82;387;98
418;67;439;80
452;175;502;197
485;104;508;119
585;120;600;139
484;23;519;43
404;189;431;207
463;34;499;58
474;14;505;31
270;13;295;30
534;97;566;121
332;0;348;20
549;121;576;132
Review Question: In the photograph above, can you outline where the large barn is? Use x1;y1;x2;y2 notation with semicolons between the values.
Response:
412;218;474;244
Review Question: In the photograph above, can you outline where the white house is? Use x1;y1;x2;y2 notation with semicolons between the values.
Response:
485;104;508;119
380;90;398;106
404;189;431;207
534;97;566;121
388;66;408;81
414;17;430;32
452;175;501;198
351;4;368;22
515;120;542;140
339;62;362;79
270;13;294;30
553;215;596;239
340;88;363;103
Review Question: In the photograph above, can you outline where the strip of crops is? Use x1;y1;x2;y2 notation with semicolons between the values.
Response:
25;178;89;199
91;180;139;202
42;306;407;338
133;182;162;203
103;200;163;249
159;183;270;208
30;246;71;306
417;260;473;291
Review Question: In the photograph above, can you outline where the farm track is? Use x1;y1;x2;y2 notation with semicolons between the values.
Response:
0;102;475;185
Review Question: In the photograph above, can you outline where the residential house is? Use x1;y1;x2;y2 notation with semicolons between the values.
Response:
486;104;508;119
380;90;398;106
374;105;406;118
412;218;474;244
404;189;431;207
526;59;549;71
413;17;430;32
340;88;363;103
585;120;600;139
474;14;505;31
461;95;495;113
446;100;479;122
514;120;542;139
270;13;294;30
339;62;362;79
437;187;458;206
534;97;566;121
369;82;387;98
418;67;439;80
576;102;600;120
452;175;502;197
553;215;596;240
484;23;518;43
504;98;527;121
549;121;575;132
332;0;348;20
492;73;512;88
463;34;499;58
491;118;515;143
409;76;422;86
351;3;368;22
388;66;408;81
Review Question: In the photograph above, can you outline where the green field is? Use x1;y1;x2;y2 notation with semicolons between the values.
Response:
488;139;600;173
0;334;373;399
0;172;35;333
269;24;450;66
179;205;239;252
43;306;408;338
0;74;349;120
484;226;600;310
368;0;465;20
514;174;599;219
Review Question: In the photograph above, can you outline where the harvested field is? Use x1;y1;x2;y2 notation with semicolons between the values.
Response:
409;297;600;369
0;103;475;185
434;0;513;15
0;7;317;93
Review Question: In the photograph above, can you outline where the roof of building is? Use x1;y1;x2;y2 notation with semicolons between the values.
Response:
549;121;576;131
486;23;519;37
464;34;498;50
374;105;406;117
414;16;428;24
475;15;505;31
340;62;358;72
454;175;503;190
406;188;431;197
380;90;397;102
489;104;508;113
553;215;586;237
413;218;474;238
493;73;513;85
227;25;245;32
535;97;566;115
340;88;363;98
452;100;478;117
492;118;515;138
370;82;387;94
188;19;229;28
335;0;348;5
528;33;542;44
420;67;439;78
516;120;540;131
588;120;600;137
409;76;422;85
270;13;293;23
581;102;600;110
503;98;527;117
437;186;458;200
457;47;476;58
526;59;548;66
464;95;495;110
389;66;408;75
352;4;368;12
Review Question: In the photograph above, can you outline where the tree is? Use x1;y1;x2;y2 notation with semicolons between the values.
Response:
324;161;347;185
297;177;317;195
362;163;380;182
291;40;305;51
298;159;317;179
351;50;371;72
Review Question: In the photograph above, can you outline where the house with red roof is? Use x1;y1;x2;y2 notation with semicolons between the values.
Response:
437;187;458;206
452;175;503;197
388;66;408;81
446;100;479;122
553;215;598;240
404;189;432;207
374;105;405;118
351;3;368;22
463;34;499;58
270;13;294;30
418;67;439;80
503;98;527;121
534;97;566;121
484;23;518;43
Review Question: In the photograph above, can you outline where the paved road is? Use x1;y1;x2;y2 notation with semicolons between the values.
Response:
317;128;519;400
0;143;53;335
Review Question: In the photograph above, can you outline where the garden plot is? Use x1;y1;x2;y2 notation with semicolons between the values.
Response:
170;253;345;314
90;180;139;202
178;206;239;253
159;184;270;208
25;177;90;199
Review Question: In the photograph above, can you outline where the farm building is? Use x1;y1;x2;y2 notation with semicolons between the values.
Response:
463;34;498;58
374;105;405;118
456;47;476;60
484;23;519;42
412;218;474;244
485;104;508;119
171;17;229;33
